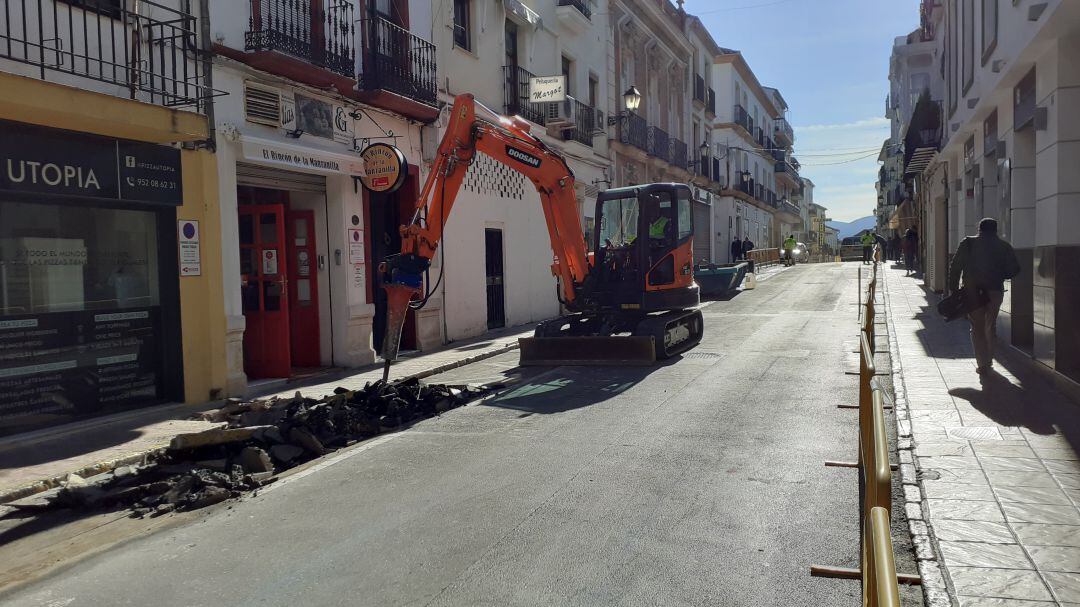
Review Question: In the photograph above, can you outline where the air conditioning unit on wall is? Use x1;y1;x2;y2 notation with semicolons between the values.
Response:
545;97;577;131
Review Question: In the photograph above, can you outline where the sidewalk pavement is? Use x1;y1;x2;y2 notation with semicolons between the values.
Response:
0;324;534;505
884;264;1080;606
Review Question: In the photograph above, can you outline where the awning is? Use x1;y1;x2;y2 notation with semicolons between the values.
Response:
504;0;542;28
905;147;937;176
240;135;366;176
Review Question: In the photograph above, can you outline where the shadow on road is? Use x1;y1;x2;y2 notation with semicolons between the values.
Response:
482;361;673;415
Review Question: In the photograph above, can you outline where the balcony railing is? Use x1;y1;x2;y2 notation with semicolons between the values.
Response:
734;105;753;135
247;0;355;77
694;155;710;179
706;88;716;115
693;74;706;103
738;178;755;197
0;0;218;110
712;158;722;184
359;15;436;106
669;137;688;170
774;116;794;144
564;98;598;147
503;65;546;125
647;125;670;161
620;112;647;151
557;0;591;19
753;126;764;146
775;160;800;182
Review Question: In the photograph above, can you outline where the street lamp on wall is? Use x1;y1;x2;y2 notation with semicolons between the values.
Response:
607;86;642;126
686;141;712;169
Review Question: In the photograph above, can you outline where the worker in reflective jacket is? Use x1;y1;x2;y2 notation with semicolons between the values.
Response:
783;234;797;266
860;231;875;264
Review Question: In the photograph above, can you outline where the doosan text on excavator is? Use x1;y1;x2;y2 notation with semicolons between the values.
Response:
378;94;704;379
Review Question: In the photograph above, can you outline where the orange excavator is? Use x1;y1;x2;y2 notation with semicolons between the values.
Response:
379;94;703;379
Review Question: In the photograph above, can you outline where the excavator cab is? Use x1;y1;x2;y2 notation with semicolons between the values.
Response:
588;183;700;312
522;182;703;365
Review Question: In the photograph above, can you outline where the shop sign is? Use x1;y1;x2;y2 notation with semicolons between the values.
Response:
296;94;335;140
333;105;354;145
177;220;201;277
358;143;407;193
529;75;566;103
0;121;182;206
241;138;365;176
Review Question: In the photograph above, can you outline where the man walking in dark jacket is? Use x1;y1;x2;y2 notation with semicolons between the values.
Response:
948;218;1021;374
741;236;754;260
730;237;742;263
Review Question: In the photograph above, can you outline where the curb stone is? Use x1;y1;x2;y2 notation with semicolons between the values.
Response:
882;269;957;607
0;342;521;506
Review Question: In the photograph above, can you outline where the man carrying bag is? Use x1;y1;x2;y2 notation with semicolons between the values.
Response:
944;218;1021;374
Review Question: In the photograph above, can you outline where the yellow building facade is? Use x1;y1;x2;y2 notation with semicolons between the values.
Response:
0;71;228;434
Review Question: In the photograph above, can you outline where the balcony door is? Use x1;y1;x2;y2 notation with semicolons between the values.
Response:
370;0;405;25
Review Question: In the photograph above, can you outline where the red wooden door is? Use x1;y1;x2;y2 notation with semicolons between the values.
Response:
286;210;320;367
239;204;291;378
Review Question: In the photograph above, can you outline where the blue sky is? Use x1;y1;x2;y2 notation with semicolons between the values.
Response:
684;0;921;221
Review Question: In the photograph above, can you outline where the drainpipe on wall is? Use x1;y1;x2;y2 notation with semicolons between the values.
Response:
197;0;217;152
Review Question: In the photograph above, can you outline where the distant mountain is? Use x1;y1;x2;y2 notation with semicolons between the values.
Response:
827;216;876;239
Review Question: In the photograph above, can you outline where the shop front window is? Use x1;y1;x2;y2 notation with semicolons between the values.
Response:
0;201;166;432
0;202;160;314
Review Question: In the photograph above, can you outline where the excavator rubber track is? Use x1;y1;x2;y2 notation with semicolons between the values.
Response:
518;309;703;366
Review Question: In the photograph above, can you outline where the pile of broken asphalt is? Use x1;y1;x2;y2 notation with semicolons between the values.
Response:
7;378;494;518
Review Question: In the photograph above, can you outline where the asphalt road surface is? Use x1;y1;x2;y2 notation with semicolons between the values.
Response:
4;263;865;607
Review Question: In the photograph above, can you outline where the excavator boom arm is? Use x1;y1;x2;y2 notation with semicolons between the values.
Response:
394;94;590;302
378;94;592;376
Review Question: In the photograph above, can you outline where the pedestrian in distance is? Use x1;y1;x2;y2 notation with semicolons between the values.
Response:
741;236;754;261
890;234;902;262
730;236;742;264
859;231;874;264
947;218;1021;375
873;232;888;263
903;227;919;275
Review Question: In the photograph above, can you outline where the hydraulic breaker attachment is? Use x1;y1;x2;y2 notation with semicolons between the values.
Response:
518;336;657;366
380;283;421;381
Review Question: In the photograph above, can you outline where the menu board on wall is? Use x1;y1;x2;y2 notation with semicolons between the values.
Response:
0;308;161;434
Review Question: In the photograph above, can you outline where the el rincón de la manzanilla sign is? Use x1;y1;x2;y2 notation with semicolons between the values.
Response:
358;143;408;194
0;120;183;206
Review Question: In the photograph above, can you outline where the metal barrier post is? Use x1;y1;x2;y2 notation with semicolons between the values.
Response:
864;507;901;607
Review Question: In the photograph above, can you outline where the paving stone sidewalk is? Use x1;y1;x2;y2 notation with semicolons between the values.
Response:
0;324;533;505
884;264;1080;606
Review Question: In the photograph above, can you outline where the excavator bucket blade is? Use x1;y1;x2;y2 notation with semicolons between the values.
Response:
380;284;421;380
518;336;657;366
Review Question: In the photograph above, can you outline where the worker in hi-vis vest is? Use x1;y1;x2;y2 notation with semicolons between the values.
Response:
860;231;875;264
783;234;797;266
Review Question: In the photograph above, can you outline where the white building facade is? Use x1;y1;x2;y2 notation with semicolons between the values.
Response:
915;0;1080;394
209;0;438;389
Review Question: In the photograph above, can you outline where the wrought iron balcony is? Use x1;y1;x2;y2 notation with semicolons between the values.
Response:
734;105;753;135
647;125;670;161
693;74;706;104
0;0;218;110
359;15;437;106
775;160;800;182
557;0;591;19
669;137;688;170
564;98;599;147
247;0;355;77
712;158;722;184
503;65;546;125
706;88;716;115
774;116;794;145
620;112;647;152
